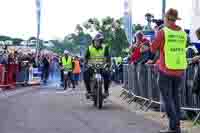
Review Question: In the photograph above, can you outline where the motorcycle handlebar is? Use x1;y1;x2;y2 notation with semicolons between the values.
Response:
85;63;110;70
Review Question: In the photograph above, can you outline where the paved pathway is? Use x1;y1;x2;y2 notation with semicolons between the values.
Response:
0;84;162;133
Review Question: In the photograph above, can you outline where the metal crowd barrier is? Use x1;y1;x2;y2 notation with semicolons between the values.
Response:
16;65;29;86
0;64;17;89
0;63;41;89
0;64;29;88
121;63;200;125
0;64;8;88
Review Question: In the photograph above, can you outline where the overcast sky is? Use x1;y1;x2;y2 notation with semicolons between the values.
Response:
0;0;192;40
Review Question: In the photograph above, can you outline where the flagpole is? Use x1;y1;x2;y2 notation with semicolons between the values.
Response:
128;0;132;45
36;0;41;65
162;0;166;20
123;0;133;45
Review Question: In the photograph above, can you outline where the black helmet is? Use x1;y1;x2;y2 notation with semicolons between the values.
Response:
94;33;104;41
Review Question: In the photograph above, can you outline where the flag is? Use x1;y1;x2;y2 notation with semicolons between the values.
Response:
123;0;133;45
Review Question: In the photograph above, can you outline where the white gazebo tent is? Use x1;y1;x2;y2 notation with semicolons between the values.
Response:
190;0;200;42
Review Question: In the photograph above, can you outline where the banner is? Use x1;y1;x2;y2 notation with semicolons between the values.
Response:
123;0;133;45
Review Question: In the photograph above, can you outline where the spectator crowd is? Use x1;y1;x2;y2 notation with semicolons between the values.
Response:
0;48;82;89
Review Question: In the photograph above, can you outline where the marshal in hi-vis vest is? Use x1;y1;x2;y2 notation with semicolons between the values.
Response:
164;27;187;70
62;56;72;70
88;45;106;63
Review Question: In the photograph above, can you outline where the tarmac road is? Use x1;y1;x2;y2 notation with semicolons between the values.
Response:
0;85;161;133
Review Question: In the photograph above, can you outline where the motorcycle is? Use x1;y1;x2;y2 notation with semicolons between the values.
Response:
87;63;109;109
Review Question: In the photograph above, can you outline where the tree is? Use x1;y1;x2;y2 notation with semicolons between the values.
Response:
0;36;24;46
145;13;154;23
28;36;37;41
63;32;92;55
81;17;129;56
46;31;92;56
0;35;12;41
144;13;154;31
48;40;65;54
41;17;131;57
111;27;129;56
12;38;24;45
133;24;144;32
75;24;83;34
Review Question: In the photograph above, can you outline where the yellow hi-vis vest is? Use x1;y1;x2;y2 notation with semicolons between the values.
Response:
88;45;105;63
164;27;187;70
62;56;72;70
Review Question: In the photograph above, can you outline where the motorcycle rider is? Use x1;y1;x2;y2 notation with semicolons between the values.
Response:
84;33;111;98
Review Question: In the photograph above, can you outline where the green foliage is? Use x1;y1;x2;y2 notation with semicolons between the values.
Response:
12;38;24;45
28;36;37;41
0;35;12;41
144;13;154;31
49;32;92;56
0;36;24;46
133;24;144;32
47;40;64;54
81;17;129;56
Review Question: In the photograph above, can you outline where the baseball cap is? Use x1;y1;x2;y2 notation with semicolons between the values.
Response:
165;8;181;21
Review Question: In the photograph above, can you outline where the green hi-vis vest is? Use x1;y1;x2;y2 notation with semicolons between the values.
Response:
88;45;106;63
164;27;187;70
62;56;72;70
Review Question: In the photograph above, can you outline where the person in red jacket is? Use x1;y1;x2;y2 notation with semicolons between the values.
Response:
151;8;187;133
130;31;149;64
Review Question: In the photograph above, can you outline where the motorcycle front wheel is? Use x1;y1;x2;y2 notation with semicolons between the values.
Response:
96;81;103;109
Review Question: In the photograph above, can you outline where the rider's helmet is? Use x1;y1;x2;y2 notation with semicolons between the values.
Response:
64;50;69;55
93;33;104;47
94;33;104;41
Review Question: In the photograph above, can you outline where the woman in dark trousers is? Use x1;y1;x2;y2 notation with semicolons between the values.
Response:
41;56;50;84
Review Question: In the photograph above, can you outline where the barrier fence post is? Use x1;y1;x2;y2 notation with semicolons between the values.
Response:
144;64;154;111
193;111;200;125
